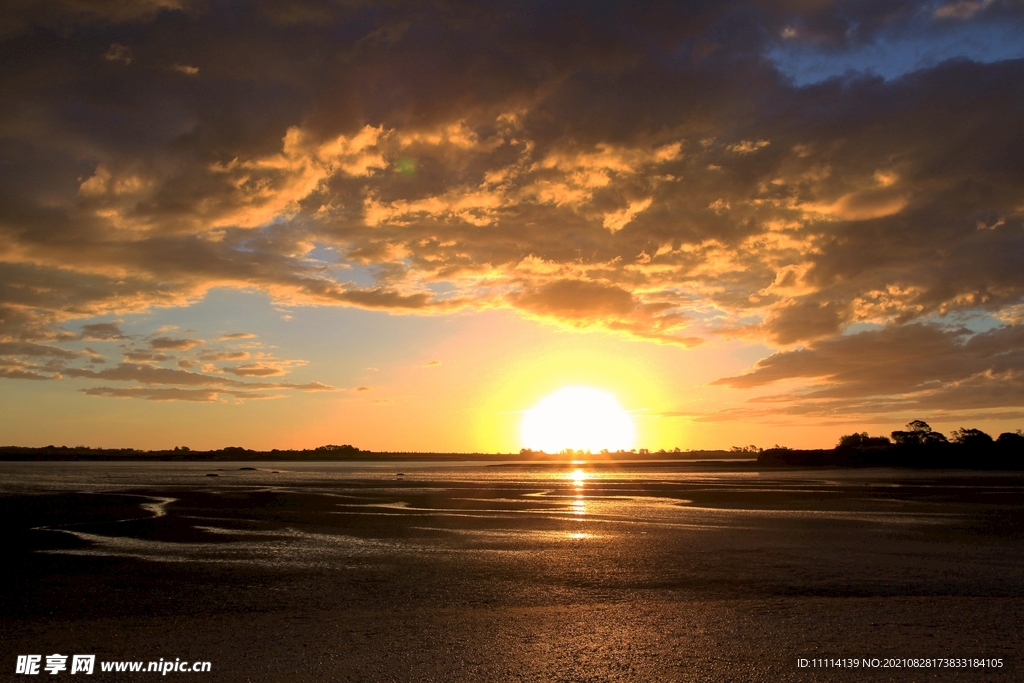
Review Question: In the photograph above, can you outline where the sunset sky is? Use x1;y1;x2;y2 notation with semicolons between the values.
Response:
2;0;1023;452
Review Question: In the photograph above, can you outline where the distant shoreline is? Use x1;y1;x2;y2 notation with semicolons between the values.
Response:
0;445;746;463
2;441;1020;469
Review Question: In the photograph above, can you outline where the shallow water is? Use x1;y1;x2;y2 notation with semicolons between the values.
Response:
3;462;1022;575
3;463;1022;681
3;462;1023;563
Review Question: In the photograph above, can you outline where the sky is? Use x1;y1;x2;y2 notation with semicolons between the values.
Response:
2;0;1024;452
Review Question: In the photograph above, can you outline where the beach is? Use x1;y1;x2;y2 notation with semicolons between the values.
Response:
2;462;1022;681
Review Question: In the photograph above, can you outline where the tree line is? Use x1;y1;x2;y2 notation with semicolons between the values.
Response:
759;421;1024;469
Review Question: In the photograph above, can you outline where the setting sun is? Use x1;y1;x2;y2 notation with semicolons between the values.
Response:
520;387;634;453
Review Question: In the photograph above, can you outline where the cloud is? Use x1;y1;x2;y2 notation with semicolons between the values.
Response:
198;351;249;361
603;198;652;233
123;350;172;363
222;363;285;377
727;140;770;154
81;387;282;402
0;368;60;380
0;342;80;359
765;300;847;345
934;0;995;20
62;360;336;401
80;323;126;340
65;362;247;387
150;337;203;351
513;279;697;344
103;43;132;65
332;288;431;309
516;280;636;319
289;381;336;391
797;186;908;222
82;386;222;402
710;323;1024;420
3;1;1024;418
425;360;441;367
221;356;307;377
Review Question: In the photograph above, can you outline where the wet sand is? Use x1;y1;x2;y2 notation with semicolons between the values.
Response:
2;464;1022;681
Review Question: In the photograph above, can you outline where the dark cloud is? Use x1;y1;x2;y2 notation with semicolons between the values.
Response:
79;323;126;340
65;362;245;386
222;363;285;377
0;367;59;380
0;341;80;381
123;350;172;362
766;300;846;344
82;386;222;402
516;280;636;319
81;387;280;402
198;351;249;361
0;342;80;358
711;323;1024;420
62;359;336;401
149;336;203;350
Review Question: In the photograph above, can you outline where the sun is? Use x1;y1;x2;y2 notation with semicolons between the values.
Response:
520;386;635;453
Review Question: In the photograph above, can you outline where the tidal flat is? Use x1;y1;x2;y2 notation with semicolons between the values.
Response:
2;462;1022;682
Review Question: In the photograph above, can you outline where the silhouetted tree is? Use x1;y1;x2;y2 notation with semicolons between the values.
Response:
753;424;1024;470
996;431;1024;447
890;420;950;467
994;431;1024;469
950;428;994;448
833;432;893;465
837;432;891;449
891;420;948;446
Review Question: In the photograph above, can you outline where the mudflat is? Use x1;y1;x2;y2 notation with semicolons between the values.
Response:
2;463;1022;682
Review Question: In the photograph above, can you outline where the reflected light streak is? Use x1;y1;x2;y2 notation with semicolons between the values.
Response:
572;495;586;516
570;467;588;488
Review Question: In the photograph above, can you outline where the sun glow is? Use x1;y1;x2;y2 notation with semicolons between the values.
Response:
571;468;587;485
520;386;635;453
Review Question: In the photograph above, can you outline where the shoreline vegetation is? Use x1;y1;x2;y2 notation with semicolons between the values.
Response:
2;421;1022;469
756;420;1024;470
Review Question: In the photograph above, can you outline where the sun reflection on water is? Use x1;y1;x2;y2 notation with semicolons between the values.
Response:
572;495;586;516
570;468;588;488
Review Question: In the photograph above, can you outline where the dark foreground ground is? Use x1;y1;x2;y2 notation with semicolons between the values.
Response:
1;464;1022;682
